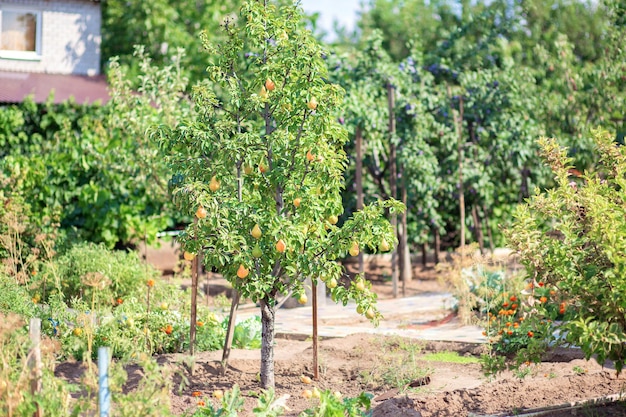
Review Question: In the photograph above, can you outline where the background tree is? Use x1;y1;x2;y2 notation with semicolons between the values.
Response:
101;0;244;84
0;49;191;248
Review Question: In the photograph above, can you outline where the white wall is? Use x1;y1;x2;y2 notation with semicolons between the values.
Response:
0;0;101;75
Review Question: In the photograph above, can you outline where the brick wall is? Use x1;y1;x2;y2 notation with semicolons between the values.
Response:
0;0;101;75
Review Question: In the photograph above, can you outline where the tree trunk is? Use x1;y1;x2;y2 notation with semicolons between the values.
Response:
388;83;398;298
421;243;428;266
483;204;495;254
259;297;276;389
456;97;466;254
471;205;485;254
434;228;441;265
398;175;411;297
355;127;365;275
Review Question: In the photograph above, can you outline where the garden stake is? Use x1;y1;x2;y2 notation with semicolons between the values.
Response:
190;217;199;361
28;318;42;417
312;280;319;380
387;82;398;298
448;83;466;257
221;292;240;375
98;347;111;417
355;127;364;275
145;282;151;352
221;165;244;374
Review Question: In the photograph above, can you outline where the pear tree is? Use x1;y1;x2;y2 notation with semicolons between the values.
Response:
154;0;402;389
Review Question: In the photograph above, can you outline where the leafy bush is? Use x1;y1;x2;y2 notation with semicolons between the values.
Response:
0;312;175;416
486;130;626;374
53;242;160;306
0;274;39;319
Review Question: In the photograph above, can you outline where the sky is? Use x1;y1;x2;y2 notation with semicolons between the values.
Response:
300;0;362;40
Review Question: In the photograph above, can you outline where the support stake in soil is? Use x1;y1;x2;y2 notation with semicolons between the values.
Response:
312;279;319;380
29;318;42;417
189;217;199;365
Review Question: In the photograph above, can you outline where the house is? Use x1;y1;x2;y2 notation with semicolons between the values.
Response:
0;0;109;104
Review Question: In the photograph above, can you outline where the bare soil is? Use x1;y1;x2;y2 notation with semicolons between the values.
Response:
58;259;626;416
161;332;626;417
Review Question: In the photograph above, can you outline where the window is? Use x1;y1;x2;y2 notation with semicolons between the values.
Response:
0;8;42;59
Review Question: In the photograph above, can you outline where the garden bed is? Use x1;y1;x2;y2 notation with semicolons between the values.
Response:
107;333;624;417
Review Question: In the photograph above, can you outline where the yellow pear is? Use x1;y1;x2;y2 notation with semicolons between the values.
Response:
260;85;269;99
209;176;220;192
349;241;359;257
379;238;390;252
196;206;207;219
251;224;262;239
275;239;286;253
307;96;318;110
236;264;249;279
298;293;308;305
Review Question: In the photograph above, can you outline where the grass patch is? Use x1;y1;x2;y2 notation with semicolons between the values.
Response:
420;351;480;364
360;336;432;391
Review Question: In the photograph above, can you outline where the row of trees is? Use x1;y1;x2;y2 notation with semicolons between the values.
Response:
3;0;623;255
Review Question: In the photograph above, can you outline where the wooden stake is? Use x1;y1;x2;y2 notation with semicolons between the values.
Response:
222;167;244;374
221;291;240;375
448;84;466;256
190;217;199;361
388;83;398;298
355;127;365;275
29;318;42;417
312;280;319;380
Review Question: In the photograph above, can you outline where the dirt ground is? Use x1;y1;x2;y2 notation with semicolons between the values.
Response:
161;261;626;417
56;257;626;416
163;333;626;417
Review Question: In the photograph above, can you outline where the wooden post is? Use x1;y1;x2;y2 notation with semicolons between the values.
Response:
201;252;209;306
449;85;466;256
29;318;42;417
355;127;365;275
434;228;441;265
221;166;244;374
471;205;485;254
190;217;199;361
312;280;319;380
388;83;398;298
399;172;411;297
483;204;495;254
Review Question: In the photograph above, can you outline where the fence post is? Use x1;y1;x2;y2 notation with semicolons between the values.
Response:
29;318;42;417
98;347;111;417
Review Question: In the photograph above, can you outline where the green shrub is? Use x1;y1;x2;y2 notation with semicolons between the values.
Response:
0;311;175;416
490;129;626;374
53;242;160;306
0;274;38;319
